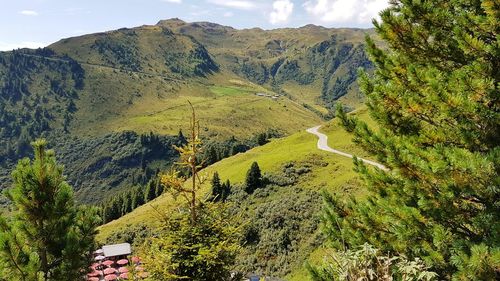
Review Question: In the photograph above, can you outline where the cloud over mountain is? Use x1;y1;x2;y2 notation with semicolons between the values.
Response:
304;0;389;25
270;0;294;24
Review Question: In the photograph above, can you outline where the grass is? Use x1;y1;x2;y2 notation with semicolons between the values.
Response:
320;106;379;159
210;85;250;96
96;124;362;241
96;110;380;280
66;66;322;140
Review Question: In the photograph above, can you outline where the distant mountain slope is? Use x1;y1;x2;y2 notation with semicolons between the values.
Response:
160;19;374;109
0;19;373;204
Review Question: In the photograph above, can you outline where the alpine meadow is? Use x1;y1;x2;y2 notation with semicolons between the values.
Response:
0;0;498;280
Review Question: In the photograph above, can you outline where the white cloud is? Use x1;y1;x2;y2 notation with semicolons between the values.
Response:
223;11;234;17
303;0;389;25
162;0;182;3
0;41;48;51
190;10;210;16
270;0;294;24
19;10;39;16
207;0;256;10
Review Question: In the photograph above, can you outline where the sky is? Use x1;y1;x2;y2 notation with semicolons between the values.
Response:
0;0;390;51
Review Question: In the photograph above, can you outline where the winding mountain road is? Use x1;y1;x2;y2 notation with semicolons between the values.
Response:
306;126;388;171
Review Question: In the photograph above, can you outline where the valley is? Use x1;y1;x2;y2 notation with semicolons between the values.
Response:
0;19;377;278
1;1;496;280
0;19;374;204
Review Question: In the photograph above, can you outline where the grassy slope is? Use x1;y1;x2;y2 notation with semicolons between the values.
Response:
96;128;360;241
97;110;376;279
46;25;324;139
101;77;321;139
320;106;377;158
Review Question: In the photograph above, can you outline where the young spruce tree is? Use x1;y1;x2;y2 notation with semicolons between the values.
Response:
317;1;499;280
245;161;262;194
0;139;100;280
142;102;240;280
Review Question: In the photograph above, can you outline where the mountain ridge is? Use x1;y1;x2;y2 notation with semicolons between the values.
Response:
0;19;373;204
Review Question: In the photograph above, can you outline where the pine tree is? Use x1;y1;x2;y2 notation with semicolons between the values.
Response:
133;186;145;209
319;1;500;279
204;146;219;166
245;161;262;194
0;139;100;280
210;172;223;202
112;196;123;219
122;192;133;215
221;180;231;202
145;179;157;202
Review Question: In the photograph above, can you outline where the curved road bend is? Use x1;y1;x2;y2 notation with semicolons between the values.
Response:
306;126;388;171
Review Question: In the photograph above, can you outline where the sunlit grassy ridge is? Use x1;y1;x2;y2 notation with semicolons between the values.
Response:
96;110;376;279
96;129;359;241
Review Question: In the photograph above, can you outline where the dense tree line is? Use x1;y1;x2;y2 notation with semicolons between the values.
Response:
100;177;164;223
0;48;84;164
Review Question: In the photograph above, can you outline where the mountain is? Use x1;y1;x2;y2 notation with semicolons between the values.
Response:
97;107;376;279
0;19;374;204
159;19;374;110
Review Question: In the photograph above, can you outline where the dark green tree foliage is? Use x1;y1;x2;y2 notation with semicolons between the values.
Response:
132;186;145;209
122;192;133;215
222;180;231;203
210;172;223;202
145;178;157;202
209;173;231;203
201;130;281;168
0;139;100;280
0;49;84;164
323;1;499;279
155;180;165;198
245;162;263;194
101;181;163;224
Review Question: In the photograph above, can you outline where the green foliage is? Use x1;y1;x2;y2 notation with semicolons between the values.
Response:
141;203;241;280
231;162;322;277
93;31;142;71
327;0;500;279
144;178;158;202
100;178;165;224
104;223;154;248
0;139;100;280
245;162;263;194
1;130;182;206
0;49;84;164
210;171;222;201
210;172;231;203
308;243;437;281
201;130;282;168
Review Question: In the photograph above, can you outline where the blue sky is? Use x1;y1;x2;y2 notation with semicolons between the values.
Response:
1;0;389;51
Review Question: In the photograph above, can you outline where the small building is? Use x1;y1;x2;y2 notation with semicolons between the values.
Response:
102;243;131;260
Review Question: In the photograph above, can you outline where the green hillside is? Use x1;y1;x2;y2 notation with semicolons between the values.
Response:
97;109;377;279
161;19;375;110
0;19;372;204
